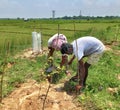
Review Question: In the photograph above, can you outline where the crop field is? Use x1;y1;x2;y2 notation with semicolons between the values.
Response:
0;19;120;110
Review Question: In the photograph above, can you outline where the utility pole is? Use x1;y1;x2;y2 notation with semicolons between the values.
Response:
52;10;55;19
79;10;82;22
79;10;82;19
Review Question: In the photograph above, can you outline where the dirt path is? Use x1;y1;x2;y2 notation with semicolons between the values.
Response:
0;80;82;110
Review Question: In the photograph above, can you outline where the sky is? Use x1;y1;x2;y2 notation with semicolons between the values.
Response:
0;0;120;18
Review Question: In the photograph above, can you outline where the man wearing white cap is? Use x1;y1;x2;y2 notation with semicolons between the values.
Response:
48;33;68;69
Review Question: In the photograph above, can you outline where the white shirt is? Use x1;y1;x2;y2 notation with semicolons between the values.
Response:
71;36;105;60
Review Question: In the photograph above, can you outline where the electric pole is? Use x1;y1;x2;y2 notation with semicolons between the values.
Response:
52;10;55;19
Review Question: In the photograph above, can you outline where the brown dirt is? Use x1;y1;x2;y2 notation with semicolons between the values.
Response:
14;48;48;59
1;45;116;110
0;80;82;110
0;48;83;110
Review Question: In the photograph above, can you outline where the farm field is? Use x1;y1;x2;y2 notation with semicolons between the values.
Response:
0;19;120;110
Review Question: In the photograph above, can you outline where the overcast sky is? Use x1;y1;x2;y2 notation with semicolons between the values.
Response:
0;0;120;18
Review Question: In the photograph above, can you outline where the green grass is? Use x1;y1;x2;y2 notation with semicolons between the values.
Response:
1;46;120;110
75;51;120;110
0;19;120;55
1;55;47;96
0;19;120;109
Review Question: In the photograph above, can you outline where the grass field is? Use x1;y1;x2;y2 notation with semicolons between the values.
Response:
0;19;120;54
0;19;120;110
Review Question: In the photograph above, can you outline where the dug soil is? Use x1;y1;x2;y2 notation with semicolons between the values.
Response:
1;45;115;110
1;79;82;110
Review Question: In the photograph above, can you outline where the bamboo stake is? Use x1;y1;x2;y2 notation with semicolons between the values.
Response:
56;24;60;50
42;24;60;110
40;24;43;52
74;23;80;95
75;40;80;95
42;78;51;110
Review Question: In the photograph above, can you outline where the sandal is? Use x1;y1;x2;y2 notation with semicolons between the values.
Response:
70;76;80;82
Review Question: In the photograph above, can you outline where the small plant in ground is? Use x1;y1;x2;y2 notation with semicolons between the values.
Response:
44;57;66;84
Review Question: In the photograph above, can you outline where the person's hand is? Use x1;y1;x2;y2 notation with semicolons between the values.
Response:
65;70;71;76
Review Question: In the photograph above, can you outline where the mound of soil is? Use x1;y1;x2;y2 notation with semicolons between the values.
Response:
1;80;82;110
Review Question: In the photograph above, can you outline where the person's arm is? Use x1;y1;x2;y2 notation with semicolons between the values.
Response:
60;54;68;67
47;47;55;58
68;55;75;65
60;54;71;76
